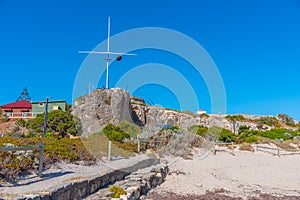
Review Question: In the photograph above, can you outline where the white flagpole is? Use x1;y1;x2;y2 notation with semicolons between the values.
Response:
106;16;111;89
79;16;136;90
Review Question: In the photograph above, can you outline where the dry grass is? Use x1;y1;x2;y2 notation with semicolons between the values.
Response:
273;141;299;152
81;133;134;160
157;132;205;159
257;137;272;144
239;143;254;152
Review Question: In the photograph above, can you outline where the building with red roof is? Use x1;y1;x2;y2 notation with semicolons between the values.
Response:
0;100;32;118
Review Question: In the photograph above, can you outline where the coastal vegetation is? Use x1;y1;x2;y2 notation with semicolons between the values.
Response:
189;124;300;144
1;102;299;183
109;185;126;198
27;110;81;138
0;137;95;181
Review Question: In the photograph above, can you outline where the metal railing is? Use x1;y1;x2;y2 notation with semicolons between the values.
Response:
0;142;44;177
5;112;43;119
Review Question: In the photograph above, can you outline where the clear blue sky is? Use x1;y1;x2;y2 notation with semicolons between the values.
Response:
0;0;299;120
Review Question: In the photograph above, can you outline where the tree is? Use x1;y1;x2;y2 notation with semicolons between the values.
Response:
17;87;31;102
27;110;79;137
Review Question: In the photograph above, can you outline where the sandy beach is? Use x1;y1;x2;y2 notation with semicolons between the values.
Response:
146;149;300;200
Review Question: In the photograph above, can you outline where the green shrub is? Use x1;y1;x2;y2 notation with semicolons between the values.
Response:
238;130;259;140
245;135;258;143
225;115;246;122
1;113;9;122
109;185;126;198
16;119;27;127
27;110;79;137
237;129;299;143
219;128;236;142
0;137;95;181
206;126;236;142
256;116;279;127
256;128;292;140
238;125;250;134
103;124;130;142
118;120;141;138
189;125;208;137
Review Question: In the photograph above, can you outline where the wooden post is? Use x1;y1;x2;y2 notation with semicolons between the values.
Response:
213;141;216;155
231;142;234;154
38;142;44;178
137;136;140;153
277;147;280;157
256;145;258;152
108;141;111;161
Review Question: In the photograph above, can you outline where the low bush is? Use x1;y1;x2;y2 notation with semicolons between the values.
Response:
109;185;126;198
238;125;250;134
0;137;95;181
189;125;208;137
103;124;130;142
118;120;141;139
239;143;254;152
256;129;293;140
255;116;280;127
207;126;236;142
218;128;236;142
225;115;246;122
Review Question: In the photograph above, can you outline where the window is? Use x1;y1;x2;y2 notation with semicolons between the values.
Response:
22;112;28;118
52;105;59;110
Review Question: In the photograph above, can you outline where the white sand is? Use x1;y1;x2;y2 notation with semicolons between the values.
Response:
155;150;300;199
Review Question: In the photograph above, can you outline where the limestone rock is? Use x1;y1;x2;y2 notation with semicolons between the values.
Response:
73;88;133;137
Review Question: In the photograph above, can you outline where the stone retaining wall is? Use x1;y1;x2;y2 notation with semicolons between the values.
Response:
120;164;169;200
15;158;159;200
86;164;169;200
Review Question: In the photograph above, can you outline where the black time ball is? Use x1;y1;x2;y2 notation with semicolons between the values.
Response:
116;56;122;61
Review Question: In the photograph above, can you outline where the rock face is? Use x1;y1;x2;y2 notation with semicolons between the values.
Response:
73;88;133;137
73;88;293;137
132;105;201;130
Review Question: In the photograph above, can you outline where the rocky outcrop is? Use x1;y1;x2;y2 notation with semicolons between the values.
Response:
133;105;201;130
73;88;133;137
73;88;295;137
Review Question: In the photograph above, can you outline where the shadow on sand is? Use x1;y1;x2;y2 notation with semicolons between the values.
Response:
5;171;74;187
